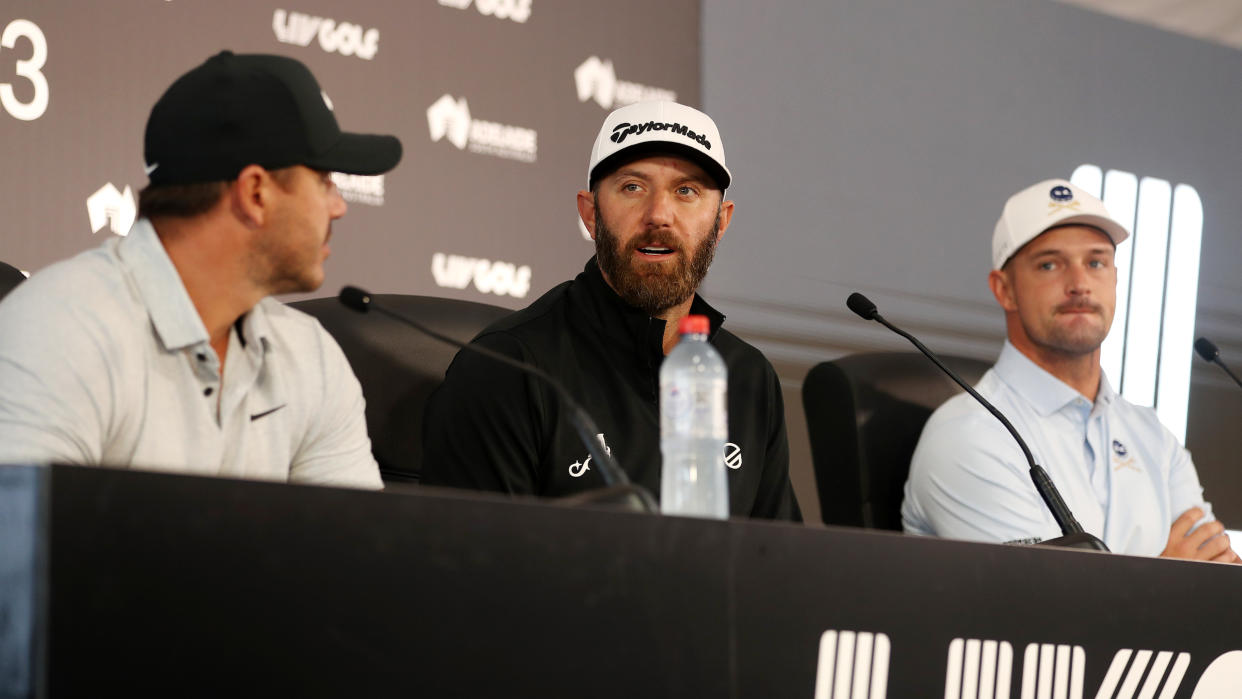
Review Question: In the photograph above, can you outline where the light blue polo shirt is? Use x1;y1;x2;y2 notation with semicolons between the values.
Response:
902;341;1212;555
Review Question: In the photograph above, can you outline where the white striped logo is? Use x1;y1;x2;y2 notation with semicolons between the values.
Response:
1019;643;1086;699
815;633;1242;696
1070;165;1203;442
1094;648;1190;699
814;630;891;699
944;638;1014;699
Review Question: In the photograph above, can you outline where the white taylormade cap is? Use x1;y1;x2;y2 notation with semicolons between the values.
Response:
992;179;1130;270
586;100;731;190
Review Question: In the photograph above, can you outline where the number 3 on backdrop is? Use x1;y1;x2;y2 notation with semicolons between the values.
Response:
2;19;48;121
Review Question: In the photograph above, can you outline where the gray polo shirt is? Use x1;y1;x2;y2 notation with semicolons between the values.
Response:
0;218;382;489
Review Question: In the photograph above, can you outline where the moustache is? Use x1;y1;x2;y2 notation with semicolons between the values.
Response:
1055;300;1103;314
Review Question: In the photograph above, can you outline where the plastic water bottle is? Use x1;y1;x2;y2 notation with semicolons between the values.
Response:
659;314;728;519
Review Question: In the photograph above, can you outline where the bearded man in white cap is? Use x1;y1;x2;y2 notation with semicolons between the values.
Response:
423;101;800;520
902;180;1237;560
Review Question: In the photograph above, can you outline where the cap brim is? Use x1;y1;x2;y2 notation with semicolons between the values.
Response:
306;132;403;176
1052;213;1130;246
590;141;730;190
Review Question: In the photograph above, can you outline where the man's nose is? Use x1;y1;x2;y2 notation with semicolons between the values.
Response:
1066;263;1091;295
642;190;674;227
329;181;347;219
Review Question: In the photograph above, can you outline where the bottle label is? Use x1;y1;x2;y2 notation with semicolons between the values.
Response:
661;378;727;438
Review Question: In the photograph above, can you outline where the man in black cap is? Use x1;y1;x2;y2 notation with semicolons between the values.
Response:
422;101;800;520
0;51;401;487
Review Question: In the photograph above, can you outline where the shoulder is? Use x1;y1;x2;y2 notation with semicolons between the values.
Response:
1108;393;1181;447
914;383;1018;465
711;327;778;379
2;243;136;317
258;297;330;342
255;298;352;376
0;243;144;351
476;279;573;339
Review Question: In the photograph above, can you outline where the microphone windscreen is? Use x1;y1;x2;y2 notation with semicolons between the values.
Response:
338;286;372;313
1194;337;1219;361
846;292;878;321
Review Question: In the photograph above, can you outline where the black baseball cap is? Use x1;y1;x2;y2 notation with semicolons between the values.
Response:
143;50;402;186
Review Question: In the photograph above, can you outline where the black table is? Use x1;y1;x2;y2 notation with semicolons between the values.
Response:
2;464;1240;697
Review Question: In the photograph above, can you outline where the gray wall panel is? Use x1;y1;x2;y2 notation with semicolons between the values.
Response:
704;0;1242;523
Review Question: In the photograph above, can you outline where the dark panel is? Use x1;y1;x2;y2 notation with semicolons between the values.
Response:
44;466;730;697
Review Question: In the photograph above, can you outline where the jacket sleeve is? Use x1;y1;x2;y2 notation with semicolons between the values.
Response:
750;366;802;522
420;331;547;493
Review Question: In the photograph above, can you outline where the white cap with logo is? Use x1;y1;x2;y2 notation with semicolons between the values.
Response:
587;100;731;190
992;178;1130;270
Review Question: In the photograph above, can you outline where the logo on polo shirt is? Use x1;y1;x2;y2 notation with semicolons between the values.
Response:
272;9;380;60
574;55;676;110
1111;438;1139;473
86;182;136;237
568;433;612;478
437;0;532;24
426;94;538;163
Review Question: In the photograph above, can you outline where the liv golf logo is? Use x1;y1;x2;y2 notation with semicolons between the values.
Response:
812;630;1242;698
272;9;380;60
574;56;676;110
437;0;532;24
1070;165;1204;442
431;252;531;299
426;95;537;163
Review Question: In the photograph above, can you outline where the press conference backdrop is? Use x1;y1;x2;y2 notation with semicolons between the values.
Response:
0;0;697;300
702;0;1242;524
5;1;1242;524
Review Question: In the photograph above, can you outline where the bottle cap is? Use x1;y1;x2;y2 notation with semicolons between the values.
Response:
678;315;709;335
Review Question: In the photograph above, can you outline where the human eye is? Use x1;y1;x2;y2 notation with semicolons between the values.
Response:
676;185;699;197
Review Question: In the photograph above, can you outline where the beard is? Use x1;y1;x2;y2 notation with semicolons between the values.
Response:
1024;298;1110;357
592;199;720;316
249;218;329;295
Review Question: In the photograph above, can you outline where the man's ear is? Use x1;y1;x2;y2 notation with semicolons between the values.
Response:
576;189;597;240
988;268;1018;312
230;164;273;228
715;197;735;243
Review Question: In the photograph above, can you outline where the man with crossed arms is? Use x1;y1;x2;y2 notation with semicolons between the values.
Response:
903;179;1237;561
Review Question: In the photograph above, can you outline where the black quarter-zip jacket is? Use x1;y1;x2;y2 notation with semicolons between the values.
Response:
422;257;801;521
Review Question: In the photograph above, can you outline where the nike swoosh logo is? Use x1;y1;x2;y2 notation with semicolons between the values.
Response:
250;405;286;421
144;162;159;175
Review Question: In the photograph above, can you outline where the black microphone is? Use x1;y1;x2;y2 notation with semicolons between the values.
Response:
1194;337;1242;390
846;292;1108;552
338;286;657;512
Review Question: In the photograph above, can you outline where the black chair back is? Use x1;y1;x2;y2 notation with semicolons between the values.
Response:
802;352;990;530
290;294;511;484
0;261;26;302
